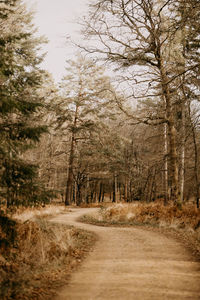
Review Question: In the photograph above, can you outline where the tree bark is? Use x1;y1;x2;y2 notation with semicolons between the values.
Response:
114;172;118;202
65;105;78;206
164;122;169;204
188;105;199;208
180;101;186;202
98;181;103;203
112;178;116;203
65;137;74;205
124;178;128;202
160;63;179;203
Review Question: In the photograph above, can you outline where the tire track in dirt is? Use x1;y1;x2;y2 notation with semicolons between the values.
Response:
50;208;200;300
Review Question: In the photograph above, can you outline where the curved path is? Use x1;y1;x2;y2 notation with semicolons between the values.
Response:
50;208;200;300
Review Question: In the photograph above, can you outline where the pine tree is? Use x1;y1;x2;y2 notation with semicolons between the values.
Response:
0;0;48;207
57;54;115;205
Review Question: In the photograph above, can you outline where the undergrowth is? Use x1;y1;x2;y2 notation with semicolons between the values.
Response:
93;202;200;232
12;204;67;222
80;202;200;259
0;214;96;299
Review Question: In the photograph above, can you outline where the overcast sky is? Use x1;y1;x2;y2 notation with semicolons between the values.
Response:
25;0;90;82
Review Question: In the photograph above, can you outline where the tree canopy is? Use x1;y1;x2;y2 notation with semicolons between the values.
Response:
0;0;199;209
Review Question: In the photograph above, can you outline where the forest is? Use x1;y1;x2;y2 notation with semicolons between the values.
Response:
0;0;200;210
0;0;200;299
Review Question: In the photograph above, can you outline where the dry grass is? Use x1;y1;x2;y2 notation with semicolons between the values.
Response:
12;204;67;222
80;202;200;260
96;203;200;231
0;214;96;299
81;201;200;243
97;202;200;231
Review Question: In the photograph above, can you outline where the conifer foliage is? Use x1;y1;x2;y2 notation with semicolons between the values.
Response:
58;54;116;205
0;0;48;207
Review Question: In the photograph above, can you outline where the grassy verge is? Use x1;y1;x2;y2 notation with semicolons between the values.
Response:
80;202;200;260
12;204;68;222
0;214;96;300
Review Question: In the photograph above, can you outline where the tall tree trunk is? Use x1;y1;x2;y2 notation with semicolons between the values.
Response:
85;174;90;204
101;188;105;202
114;172;118;202
160;64;179;203
112;178;116;203
65;136;74;205
124;177;128;202
192;127;200;209
119;183;122;201
180;9;187;204
74;182;77;205
150;167;156;202
164;122;169;204
65;105;78;206
77;185;82;206
188;104;199;208
166;104;179;203
180;101;186;202
98;181;102;203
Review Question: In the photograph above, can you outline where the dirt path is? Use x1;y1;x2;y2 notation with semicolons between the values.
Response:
50;208;200;300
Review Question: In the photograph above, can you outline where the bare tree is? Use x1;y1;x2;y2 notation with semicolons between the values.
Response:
79;0;200;203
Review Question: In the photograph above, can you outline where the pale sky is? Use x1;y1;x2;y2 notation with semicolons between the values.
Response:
25;0;90;82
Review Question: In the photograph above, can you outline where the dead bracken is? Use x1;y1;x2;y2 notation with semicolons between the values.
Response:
0;211;96;300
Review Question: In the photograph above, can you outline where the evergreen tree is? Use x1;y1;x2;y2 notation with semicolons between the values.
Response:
0;0;48;207
58;54;116;205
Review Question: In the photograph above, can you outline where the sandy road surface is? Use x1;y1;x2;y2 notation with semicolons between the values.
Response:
50;208;200;300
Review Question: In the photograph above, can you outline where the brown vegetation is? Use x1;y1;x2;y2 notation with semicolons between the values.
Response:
0;213;96;299
99;203;200;230
80;202;200;259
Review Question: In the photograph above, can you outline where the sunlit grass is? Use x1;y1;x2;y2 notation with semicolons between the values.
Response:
81;202;200;239
100;202;199;230
13;204;67;222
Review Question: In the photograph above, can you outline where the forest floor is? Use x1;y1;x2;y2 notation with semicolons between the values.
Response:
50;207;200;300
0;206;96;300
